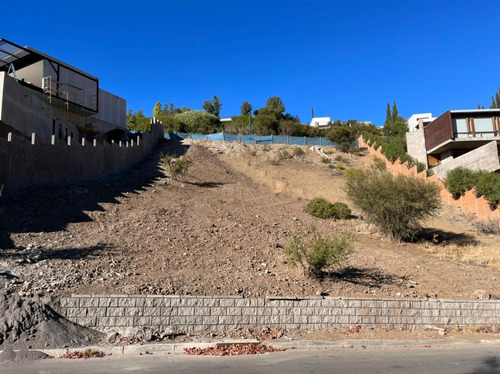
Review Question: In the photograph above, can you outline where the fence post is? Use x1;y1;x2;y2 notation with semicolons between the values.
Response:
287;135;289;145
304;137;307;146
222;132;225;141
238;134;241;143
31;133;36;145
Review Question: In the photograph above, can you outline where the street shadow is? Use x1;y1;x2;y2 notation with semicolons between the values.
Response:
327;267;406;288
468;356;500;373
0;138;187;250
418;228;479;246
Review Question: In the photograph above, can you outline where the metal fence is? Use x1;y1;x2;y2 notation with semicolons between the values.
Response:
165;132;358;148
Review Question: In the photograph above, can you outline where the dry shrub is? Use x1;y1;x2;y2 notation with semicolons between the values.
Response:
345;169;441;241
284;226;355;278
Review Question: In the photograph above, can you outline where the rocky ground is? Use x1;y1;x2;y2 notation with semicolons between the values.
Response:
1;138;499;301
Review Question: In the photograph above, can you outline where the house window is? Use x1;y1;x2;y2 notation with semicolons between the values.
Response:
473;117;495;137
452;118;468;138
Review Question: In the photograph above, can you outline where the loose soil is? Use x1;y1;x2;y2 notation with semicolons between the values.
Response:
1;139;499;301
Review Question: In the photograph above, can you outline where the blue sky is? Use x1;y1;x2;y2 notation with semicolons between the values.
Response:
4;0;500;126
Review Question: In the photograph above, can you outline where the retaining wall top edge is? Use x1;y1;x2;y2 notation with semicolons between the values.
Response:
65;295;500;303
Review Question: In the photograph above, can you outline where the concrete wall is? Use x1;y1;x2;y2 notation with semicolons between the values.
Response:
0;72;80;143
55;295;500;333
406;128;427;166
93;88;126;130
0;120;163;194
432;141;500;179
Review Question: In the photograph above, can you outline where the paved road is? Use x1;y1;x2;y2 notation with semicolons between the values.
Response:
2;345;499;374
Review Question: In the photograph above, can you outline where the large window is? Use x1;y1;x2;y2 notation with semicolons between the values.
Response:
453;116;499;138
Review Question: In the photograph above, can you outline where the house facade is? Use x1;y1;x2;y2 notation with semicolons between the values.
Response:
0;38;126;144
406;109;500;179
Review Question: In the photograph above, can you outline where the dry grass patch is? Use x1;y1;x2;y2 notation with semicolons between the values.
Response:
420;241;500;270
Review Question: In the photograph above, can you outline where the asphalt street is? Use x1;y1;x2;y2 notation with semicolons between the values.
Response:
1;344;499;374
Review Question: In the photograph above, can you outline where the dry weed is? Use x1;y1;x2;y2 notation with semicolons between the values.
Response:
420;241;500;270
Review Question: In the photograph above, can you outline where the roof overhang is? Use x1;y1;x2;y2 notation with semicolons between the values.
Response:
0;38;98;81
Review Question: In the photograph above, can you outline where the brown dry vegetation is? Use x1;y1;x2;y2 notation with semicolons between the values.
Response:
0;138;499;300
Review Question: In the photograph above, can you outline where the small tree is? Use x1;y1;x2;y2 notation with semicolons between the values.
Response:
284;226;355;278
202;95;222;117
240;101;252;116
326;125;356;152
153;101;162;118
345;170;441;241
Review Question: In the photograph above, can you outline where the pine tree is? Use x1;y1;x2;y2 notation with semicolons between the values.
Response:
496;91;500;108
385;102;391;123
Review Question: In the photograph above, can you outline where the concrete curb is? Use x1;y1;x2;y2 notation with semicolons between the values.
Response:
16;339;500;358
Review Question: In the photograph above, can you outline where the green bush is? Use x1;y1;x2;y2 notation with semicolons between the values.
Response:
321;157;331;164
381;140;406;163
279;150;292;160
304;198;351;219
345;170;441;241
293;147;305;156
161;153;192;180
331;202;351;219
372;156;387;171
444;167;480;199
334;155;349;164
326;125;357;153
174;110;221;134
304;198;336;219
475;172;500;208
284;226;355;278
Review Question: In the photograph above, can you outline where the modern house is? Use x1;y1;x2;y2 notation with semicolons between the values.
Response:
310;116;331;128
407;113;435;132
0;38;126;144
406;109;500;179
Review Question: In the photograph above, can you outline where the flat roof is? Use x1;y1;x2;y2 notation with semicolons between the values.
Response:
0;38;98;81
449;109;500;115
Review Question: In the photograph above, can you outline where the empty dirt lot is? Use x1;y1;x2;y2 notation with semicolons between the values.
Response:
1;138;499;300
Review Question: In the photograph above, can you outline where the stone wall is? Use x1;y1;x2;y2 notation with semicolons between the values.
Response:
56;295;500;333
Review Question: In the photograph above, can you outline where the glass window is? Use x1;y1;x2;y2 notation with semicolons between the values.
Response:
473;117;494;137
452;118;468;138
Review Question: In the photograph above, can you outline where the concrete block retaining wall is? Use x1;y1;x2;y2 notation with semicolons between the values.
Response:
56;295;500;333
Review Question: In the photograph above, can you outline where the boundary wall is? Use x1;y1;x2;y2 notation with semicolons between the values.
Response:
0;120;163;194
358;136;500;222
56;295;500;333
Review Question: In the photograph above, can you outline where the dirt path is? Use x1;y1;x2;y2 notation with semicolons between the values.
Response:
1;139;499;300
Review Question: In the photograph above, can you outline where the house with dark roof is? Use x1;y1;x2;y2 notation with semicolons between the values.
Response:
406;109;500;179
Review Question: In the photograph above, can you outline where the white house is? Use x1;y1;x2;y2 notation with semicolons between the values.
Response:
310;116;331;128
